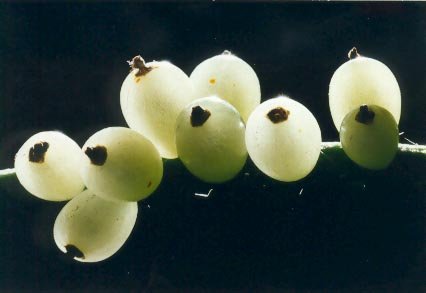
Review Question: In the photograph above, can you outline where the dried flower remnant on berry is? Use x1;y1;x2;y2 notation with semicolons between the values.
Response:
191;106;211;127
29;142;49;163
65;244;85;259
355;105;375;125
348;47;361;59
127;55;153;77
267;107;290;124
85;146;107;166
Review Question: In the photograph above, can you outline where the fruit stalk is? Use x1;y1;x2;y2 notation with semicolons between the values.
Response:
321;142;426;154
1;142;425;181
0;168;16;177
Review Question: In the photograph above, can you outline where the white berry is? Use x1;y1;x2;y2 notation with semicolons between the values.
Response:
53;190;138;262
245;96;322;182
80;127;163;202
176;96;247;183
14;131;84;201
120;56;196;159
190;51;260;122
329;48;401;131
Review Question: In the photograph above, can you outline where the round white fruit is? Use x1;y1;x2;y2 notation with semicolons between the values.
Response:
120;56;196;159
329;50;401;131
176;96;247;183
245;96;322;182
53;190;138;263
340;104;399;170
80;127;163;202
14;131;84;201
190;51;260;122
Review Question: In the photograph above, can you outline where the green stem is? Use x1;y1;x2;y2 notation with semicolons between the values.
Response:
0;168;15;177
0;142;425;180
321;142;426;154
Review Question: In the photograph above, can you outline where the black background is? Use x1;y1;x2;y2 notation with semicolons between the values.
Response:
0;2;425;292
